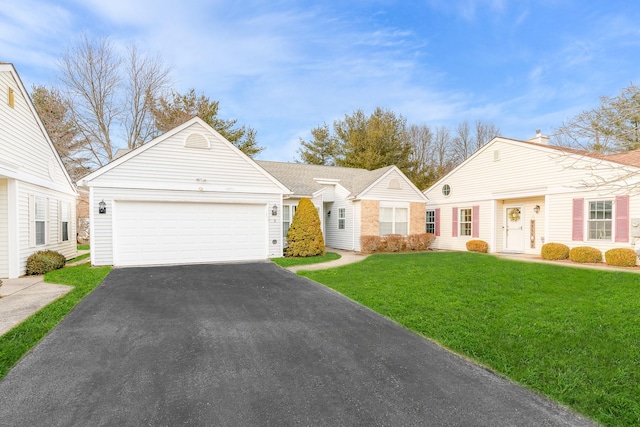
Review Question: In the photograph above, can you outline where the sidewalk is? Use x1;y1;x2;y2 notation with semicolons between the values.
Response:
0;250;90;336
286;248;368;273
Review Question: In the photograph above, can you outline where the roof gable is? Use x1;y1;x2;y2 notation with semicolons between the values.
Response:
0;63;77;195
80;118;290;194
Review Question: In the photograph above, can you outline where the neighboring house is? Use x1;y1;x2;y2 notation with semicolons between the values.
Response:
423;131;640;258
257;161;428;252
78;117;291;267
0;63;78;278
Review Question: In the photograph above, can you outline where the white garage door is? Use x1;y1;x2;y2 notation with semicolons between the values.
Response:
114;201;267;266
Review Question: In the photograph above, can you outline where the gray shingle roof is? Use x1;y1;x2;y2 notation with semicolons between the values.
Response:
256;161;394;198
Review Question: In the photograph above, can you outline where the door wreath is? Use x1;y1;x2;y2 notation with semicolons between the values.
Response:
508;208;521;222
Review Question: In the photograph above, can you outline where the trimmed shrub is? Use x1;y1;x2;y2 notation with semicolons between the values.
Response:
466;239;489;253
540;243;570;260
605;248;638;267
385;234;405;252
407;233;436;251
26;250;67;275
285;198;325;257
360;235;382;254
569;246;602;263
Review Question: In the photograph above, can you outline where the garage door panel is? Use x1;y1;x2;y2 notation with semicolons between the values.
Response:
114;201;267;266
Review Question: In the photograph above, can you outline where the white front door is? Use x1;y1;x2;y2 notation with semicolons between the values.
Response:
505;206;524;252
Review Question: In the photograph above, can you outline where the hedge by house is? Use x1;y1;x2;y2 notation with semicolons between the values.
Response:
569;246;602;263
605;248;638;267
286;198;325;257
466;240;489;253
26;250;67;275
360;233;435;254
540;243;570;260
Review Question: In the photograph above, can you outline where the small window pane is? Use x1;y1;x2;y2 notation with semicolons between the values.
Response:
36;221;45;245
62;222;69;241
338;208;346;230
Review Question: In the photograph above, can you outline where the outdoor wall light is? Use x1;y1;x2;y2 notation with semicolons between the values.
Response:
271;204;278;216
98;200;107;214
327;210;331;217
534;205;541;214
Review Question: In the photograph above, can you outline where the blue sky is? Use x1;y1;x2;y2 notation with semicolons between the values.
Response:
2;0;640;161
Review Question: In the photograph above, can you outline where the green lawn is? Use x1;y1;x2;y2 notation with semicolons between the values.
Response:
270;251;341;268
300;251;640;427
77;244;90;251
0;263;111;379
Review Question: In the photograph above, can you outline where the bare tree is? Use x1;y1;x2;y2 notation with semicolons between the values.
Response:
474;120;500;151
123;45;172;150
433;125;455;178
451;120;473;164
555;84;640;153
57;33;173;168
406;124;435;190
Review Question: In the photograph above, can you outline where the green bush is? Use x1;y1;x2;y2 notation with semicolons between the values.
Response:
407;233;436;251
466;239;489;253
569;246;602;263
540;243;570;260
605;248;638;267
26;250;67;275
285;198;325;257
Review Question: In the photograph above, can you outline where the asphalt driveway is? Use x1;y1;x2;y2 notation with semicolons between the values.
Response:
0;262;596;426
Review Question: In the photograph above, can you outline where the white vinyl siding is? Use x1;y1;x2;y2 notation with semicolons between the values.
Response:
324;185;354;251
0;179;8;278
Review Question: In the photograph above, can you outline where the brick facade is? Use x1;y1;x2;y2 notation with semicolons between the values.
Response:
410;202;427;235
360;200;380;236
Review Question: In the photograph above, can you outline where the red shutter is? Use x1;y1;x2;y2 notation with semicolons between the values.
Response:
472;205;480;238
572;198;584;241
452;207;458;237
435;208;440;237
615;195;630;242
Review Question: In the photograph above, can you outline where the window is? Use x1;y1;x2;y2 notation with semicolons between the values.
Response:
426;209;435;234
35;196;46;245
460;208;472;236
379;207;408;236
442;184;451;196
60;202;70;242
283;205;296;238
338;208;346;230
588;200;612;240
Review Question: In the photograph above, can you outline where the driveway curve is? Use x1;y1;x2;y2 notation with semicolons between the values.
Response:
0;262;596;426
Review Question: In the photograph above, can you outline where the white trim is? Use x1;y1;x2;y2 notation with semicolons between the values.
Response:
8;179;18;278
89;187;96;267
81;181;286;194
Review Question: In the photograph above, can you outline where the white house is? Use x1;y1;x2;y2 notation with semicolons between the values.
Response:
257;161;428;252
0;63;78;278
79;117;290;267
423;132;640;259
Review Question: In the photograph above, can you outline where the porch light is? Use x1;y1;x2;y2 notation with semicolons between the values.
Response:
98;200;107;214
327;210;331;217
271;204;278;216
534;205;540;214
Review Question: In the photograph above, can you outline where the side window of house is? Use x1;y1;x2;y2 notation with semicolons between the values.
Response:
338;208;346;230
426;209;435;234
379;206;408;236
460;208;472;236
588;200;612;240
60;201;70;242
35;196;47;245
283;205;297;238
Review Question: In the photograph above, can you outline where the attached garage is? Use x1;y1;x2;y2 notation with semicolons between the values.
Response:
114;201;268;266
79;118;291;267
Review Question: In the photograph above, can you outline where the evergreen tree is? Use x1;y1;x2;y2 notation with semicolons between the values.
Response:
286;198;325;257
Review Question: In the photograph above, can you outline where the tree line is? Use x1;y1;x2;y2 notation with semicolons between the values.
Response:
297;108;500;190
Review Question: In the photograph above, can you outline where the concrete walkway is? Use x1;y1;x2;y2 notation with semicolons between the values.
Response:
286;248;368;273
0;250;90;336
